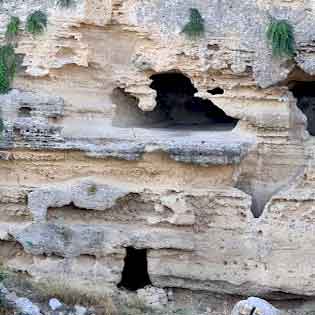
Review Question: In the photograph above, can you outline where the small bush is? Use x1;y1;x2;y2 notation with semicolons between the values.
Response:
0;118;4;134
5;16;20;41
57;0;74;8
26;11;47;35
182;8;205;39
0;270;7;283
267;19;295;58
0;305;11;315
0;44;17;94
88;184;98;195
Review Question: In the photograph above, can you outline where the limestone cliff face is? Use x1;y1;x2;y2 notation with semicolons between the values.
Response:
1;0;315;311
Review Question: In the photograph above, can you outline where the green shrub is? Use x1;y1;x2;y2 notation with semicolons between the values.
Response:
267;19;295;58
0;63;10;95
0;45;17;94
5;16;20;41
182;8;205;39
26;11;47;35
0;118;4;134
0;272;6;283
25;241;33;247
57;0;74;7
87;184;97;195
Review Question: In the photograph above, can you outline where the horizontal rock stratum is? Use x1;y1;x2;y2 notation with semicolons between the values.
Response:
1;0;315;314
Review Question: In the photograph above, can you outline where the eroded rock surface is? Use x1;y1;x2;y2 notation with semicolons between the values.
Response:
0;0;315;314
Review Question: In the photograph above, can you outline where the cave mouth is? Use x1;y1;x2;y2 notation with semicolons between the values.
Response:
118;247;151;291
112;72;239;130
290;81;315;136
18;106;32;117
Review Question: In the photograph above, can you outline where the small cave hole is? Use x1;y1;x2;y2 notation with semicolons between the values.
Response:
208;87;224;95
290;81;315;136
112;72;238;130
235;182;269;218
118;247;151;291
49;116;59;124
18;107;32;118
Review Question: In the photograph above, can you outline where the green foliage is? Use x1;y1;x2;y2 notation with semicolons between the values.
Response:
0;63;10;95
88;184;97;195
5;16;20;41
266;19;296;58
0;271;7;283
26;11;47;35
0;118;4;134
25;241;33;247
57;0;74;8
0;45;17;94
182;8;205;39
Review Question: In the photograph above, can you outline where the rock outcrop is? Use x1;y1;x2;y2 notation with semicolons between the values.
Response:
1;0;315;314
0;283;43;315
231;297;282;315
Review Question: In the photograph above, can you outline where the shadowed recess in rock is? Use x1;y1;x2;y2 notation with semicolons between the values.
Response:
0;240;24;261
208;87;224;95
118;247;151;291
290;81;315;136
18;107;32;118
112;72;238;130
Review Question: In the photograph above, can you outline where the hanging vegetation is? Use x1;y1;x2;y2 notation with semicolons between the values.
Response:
266;19;296;58
0;117;4;134
182;8;205;39
5;16;20;42
26;10;47;35
0;45;17;94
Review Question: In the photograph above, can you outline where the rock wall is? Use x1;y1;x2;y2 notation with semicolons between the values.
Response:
1;0;315;313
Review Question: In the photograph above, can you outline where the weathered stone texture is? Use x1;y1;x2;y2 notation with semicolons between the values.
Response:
1;0;315;313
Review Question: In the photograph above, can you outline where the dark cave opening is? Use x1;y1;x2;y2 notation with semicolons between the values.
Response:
18;106;32;117
118;247;151;291
149;72;238;129
290;81;315;136
208;87;225;95
112;72;238;130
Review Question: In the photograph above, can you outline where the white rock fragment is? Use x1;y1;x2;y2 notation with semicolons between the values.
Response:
49;298;63;311
75;305;87;315
231;297;282;315
15;297;42;315
136;286;168;309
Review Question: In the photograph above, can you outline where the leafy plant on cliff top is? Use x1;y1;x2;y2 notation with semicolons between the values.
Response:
57;0;75;8
0;44;17;94
26;10;47;35
267;19;295;58
182;8;205;39
5;16;20;42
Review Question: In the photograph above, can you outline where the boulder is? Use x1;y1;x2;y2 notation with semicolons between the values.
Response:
231;297;282;315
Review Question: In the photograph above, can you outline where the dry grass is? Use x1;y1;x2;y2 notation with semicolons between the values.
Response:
0;268;192;315
0;266;117;315
0;308;11;315
118;296;151;315
34;281;117;315
115;295;194;315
